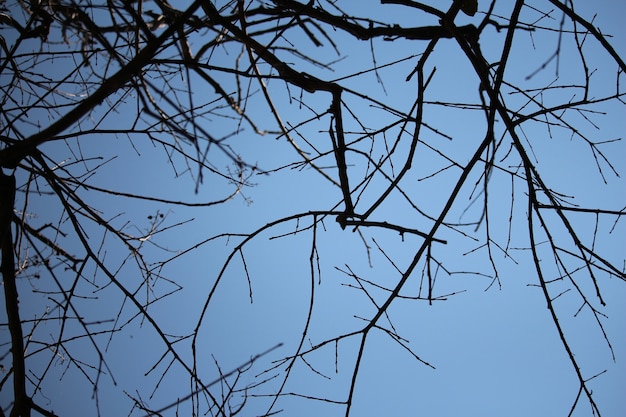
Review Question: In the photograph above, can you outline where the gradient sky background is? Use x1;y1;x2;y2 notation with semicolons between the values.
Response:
1;1;625;416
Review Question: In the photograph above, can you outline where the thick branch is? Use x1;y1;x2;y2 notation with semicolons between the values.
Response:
273;0;474;40
1;172;28;417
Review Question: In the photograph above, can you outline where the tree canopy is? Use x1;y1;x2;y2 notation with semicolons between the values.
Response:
1;1;625;416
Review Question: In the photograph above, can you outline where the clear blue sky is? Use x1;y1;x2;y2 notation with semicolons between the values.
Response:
2;1;625;417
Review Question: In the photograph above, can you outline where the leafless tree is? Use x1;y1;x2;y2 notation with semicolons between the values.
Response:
1;0;624;416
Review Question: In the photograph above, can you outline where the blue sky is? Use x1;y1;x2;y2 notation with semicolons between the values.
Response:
1;1;625;416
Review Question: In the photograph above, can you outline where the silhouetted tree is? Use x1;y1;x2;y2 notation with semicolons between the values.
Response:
1;1;624;416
